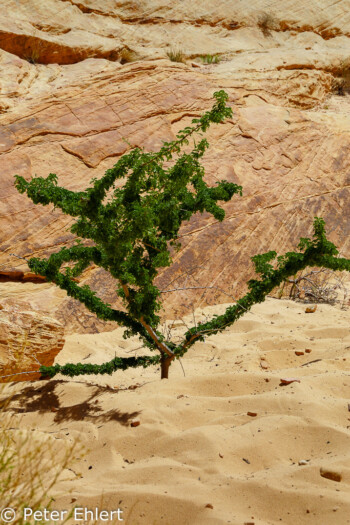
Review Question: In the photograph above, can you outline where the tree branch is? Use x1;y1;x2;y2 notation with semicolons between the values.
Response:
120;282;174;358
174;233;350;357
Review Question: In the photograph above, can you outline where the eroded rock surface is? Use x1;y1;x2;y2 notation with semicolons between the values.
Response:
0;300;65;382
0;0;350;331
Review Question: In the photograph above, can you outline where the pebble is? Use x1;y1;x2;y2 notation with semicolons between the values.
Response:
280;378;300;385
320;467;342;482
305;305;317;313
298;460;308;466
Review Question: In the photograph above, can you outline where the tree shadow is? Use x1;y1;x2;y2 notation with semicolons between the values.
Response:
0;380;140;426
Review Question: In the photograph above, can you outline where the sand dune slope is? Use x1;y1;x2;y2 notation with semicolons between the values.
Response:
1;298;350;525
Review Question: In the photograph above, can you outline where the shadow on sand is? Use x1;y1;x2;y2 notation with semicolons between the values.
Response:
0;379;140;426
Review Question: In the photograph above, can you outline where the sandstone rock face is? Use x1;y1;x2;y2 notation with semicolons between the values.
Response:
0;301;65;382
0;1;350;331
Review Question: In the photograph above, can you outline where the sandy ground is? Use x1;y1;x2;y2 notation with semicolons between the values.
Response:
1;297;350;525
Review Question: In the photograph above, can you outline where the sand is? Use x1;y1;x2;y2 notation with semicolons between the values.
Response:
1;297;350;525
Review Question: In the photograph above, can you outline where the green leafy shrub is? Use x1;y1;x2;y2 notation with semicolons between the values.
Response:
200;54;220;64
14;90;350;379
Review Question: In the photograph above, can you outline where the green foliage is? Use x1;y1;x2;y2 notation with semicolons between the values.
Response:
200;54;220;64
40;354;161;378
14;91;350;379
178;218;350;352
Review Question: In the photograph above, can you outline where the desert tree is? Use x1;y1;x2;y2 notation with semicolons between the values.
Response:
14;91;350;379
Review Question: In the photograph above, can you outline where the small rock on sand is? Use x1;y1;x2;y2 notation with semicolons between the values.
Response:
320;467;342;482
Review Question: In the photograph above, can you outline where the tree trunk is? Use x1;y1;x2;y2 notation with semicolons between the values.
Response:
161;355;173;379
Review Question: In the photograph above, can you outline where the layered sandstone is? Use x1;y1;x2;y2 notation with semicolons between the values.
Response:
0;0;350;333
0;300;65;382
